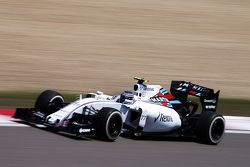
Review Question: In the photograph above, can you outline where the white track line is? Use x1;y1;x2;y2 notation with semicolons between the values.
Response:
0;115;46;128
224;116;250;134
225;130;250;134
0;115;29;127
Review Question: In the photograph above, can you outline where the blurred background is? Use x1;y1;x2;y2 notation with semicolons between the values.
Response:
0;0;249;99
1;2;250;167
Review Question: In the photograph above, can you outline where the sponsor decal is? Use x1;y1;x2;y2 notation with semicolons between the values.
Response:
135;84;154;92
205;105;216;109
146;87;154;91
154;113;173;123
139;84;147;91
141;86;154;91
192;85;205;91
204;99;217;103
79;128;91;133
179;82;189;87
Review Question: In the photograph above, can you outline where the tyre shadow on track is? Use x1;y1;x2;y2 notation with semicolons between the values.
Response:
120;133;195;143
13;120;204;144
120;134;210;145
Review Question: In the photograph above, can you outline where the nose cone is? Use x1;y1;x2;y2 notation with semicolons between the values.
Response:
46;116;57;125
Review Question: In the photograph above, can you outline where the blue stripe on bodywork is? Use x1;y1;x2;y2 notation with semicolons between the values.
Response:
169;100;182;104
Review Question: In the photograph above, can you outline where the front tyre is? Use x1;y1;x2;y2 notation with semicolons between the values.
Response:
35;90;64;115
95;107;123;141
195;111;225;145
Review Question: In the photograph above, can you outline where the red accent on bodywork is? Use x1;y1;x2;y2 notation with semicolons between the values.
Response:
189;91;197;95
164;93;175;100
161;102;168;106
157;92;164;97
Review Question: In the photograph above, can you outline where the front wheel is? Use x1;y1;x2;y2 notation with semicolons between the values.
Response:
195;111;225;145
35;90;64;115
94;107;123;141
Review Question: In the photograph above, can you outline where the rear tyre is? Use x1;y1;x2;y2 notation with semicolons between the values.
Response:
195;111;225;145
35;90;64;115
95;107;123;141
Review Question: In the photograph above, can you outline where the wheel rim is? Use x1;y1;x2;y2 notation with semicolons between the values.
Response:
107;113;122;139
210;117;225;143
48;97;64;113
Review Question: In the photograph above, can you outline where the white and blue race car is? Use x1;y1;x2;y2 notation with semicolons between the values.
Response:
15;77;225;144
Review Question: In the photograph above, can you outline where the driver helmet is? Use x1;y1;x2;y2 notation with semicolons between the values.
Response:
119;91;134;103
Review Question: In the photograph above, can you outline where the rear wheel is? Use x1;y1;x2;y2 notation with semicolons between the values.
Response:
195;111;225;145
35;90;64;115
95;107;123;141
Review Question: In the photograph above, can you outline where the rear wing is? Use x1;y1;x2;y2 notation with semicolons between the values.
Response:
170;81;220;112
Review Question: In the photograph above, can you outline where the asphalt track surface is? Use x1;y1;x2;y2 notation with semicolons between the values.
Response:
0;127;249;167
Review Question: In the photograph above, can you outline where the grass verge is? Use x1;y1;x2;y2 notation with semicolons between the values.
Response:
0;91;249;116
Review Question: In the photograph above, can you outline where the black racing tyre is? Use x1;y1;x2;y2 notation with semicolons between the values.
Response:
94;107;123;141
35;90;64;114
195;111;225;145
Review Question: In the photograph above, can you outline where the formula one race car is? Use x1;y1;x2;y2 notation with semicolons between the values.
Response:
14;77;225;144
